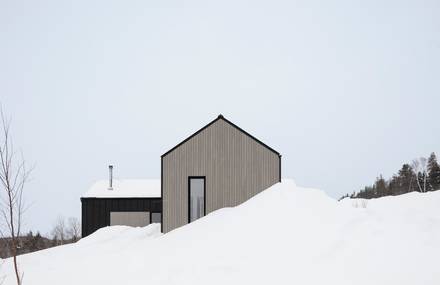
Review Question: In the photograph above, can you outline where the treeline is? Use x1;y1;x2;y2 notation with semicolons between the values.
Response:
0;232;52;258
341;152;440;200
0;216;81;259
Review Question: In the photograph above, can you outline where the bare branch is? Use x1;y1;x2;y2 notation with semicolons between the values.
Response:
0;107;30;285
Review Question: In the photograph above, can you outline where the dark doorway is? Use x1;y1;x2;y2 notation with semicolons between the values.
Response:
188;176;206;223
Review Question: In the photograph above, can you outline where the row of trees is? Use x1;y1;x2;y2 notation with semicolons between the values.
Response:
0;216;81;258
0;232;51;259
0;216;81;259
341;152;440;200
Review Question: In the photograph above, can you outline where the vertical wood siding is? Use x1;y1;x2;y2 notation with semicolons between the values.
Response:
163;119;280;233
81;198;161;237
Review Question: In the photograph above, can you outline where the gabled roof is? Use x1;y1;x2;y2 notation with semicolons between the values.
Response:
82;179;161;198
161;114;281;158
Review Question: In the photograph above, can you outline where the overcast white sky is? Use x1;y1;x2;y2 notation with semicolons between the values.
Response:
1;0;439;234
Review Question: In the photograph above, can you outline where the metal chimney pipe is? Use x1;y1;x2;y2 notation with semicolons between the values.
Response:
108;165;113;190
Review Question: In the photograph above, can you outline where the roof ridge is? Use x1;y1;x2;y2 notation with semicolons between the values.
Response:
161;115;280;158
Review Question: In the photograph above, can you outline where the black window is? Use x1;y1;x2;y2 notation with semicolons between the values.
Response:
188;177;205;223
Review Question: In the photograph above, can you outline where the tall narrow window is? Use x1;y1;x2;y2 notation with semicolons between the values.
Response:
189;177;205;223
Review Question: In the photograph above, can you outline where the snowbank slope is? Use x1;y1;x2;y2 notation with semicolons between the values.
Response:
2;180;439;285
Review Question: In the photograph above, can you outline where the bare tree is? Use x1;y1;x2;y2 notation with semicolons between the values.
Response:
0;109;31;285
51;216;67;245
67;217;81;242
412;157;428;192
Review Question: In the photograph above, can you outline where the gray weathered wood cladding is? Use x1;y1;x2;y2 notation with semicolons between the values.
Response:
162;118;281;233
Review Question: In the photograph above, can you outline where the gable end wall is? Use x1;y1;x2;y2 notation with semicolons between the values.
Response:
162;119;280;233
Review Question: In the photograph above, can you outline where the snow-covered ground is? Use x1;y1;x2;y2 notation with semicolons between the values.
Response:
2;180;439;284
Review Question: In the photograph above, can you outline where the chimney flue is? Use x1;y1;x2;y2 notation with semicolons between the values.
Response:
108;165;113;190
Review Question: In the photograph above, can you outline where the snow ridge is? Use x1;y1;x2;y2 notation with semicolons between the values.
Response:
3;180;440;285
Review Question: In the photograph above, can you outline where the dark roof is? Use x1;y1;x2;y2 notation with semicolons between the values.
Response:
161;114;281;158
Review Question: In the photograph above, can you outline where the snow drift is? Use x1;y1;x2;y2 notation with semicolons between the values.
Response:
2;180;440;285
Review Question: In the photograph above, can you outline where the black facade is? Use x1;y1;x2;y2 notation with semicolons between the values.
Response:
81;197;162;237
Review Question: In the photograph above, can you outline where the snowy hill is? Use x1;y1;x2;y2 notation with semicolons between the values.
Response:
2;180;440;285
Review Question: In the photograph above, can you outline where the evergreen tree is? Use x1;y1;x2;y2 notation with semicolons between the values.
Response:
343;152;439;199
396;163;416;194
374;175;388;197
388;174;399;195
427;152;440;191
